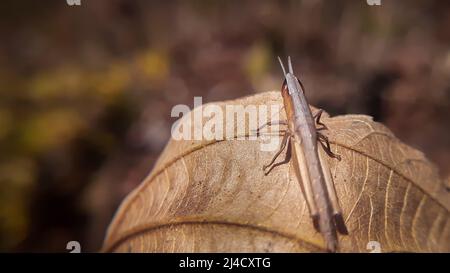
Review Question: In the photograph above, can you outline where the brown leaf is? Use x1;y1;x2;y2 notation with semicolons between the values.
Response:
102;91;450;253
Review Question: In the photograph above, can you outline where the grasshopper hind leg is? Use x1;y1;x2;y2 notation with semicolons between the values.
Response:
333;213;348;235
317;137;349;235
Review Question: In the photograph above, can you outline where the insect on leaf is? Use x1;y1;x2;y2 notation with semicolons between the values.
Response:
103;91;450;253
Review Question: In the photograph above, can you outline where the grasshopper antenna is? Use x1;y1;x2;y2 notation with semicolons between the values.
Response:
277;56;287;77
288;56;294;74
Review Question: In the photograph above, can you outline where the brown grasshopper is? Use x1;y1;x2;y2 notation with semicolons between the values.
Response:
257;57;348;252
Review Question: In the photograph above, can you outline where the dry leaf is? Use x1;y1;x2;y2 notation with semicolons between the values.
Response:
102;91;450;253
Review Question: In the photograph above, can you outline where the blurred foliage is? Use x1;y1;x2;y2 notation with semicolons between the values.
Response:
0;0;449;252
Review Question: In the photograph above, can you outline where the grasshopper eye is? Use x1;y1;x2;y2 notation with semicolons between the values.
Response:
281;79;289;94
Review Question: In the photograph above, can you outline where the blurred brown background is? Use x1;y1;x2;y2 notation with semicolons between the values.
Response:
0;0;449;252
